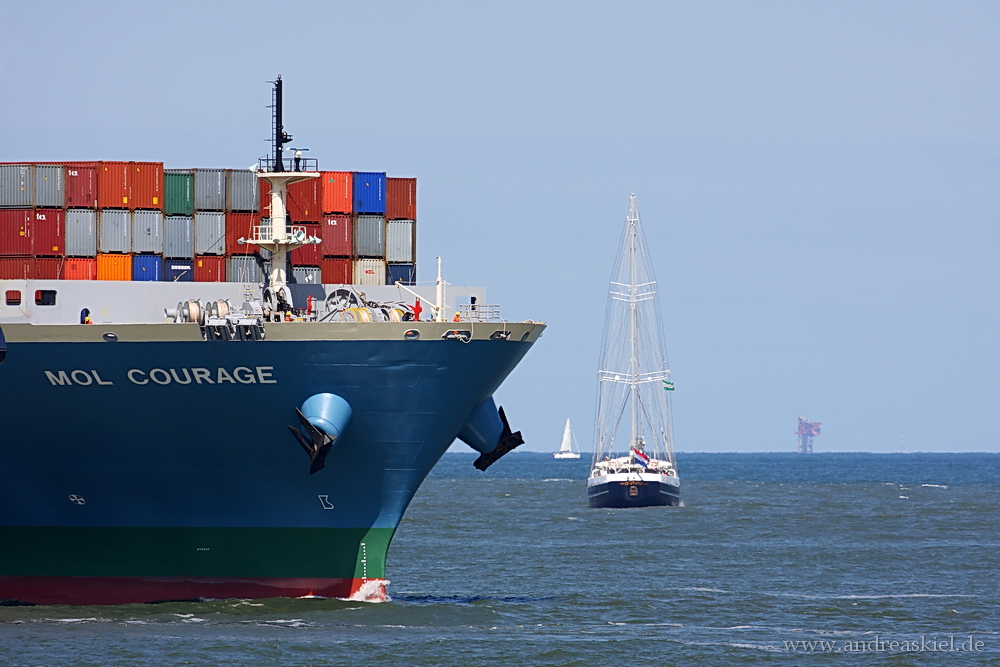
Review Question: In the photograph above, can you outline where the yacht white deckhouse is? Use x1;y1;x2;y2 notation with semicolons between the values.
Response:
588;195;680;508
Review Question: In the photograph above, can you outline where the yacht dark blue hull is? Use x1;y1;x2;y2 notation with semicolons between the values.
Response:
587;478;680;508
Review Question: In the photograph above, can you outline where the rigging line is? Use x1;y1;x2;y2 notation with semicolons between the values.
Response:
599;385;632;456
636;393;667;457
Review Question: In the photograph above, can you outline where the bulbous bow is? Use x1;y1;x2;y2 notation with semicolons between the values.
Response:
288;393;353;474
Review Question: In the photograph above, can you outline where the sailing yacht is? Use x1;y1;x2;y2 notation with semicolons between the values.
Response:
587;195;680;508
553;419;581;459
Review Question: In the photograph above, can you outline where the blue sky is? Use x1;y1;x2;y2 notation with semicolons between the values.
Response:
3;1;998;451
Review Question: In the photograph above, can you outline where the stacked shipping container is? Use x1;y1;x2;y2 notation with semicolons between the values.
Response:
1;164;414;286
384;177;416;285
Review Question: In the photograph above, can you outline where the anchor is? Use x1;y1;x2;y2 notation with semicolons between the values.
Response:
288;408;335;474
473;407;524;471
456;397;525;471
287;393;353;474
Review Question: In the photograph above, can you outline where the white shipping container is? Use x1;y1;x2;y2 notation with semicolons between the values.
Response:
227;255;262;283
164;215;194;258
194;168;227;210
354;215;385;257
194;212;226;255
227;169;258;211
386;220;414;262
353;258;386;285
0;164;32;208
34;165;64;208
132;210;164;254
292;266;322;284
65;209;98;256
99;210;131;253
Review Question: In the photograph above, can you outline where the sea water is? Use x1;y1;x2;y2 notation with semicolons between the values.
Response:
1;453;997;665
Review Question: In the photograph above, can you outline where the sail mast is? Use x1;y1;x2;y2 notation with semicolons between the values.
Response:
592;193;677;467
628;195;640;452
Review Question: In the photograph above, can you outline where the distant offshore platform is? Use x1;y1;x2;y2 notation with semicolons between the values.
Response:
796;417;822;453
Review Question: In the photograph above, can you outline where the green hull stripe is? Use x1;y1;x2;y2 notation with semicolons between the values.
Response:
0;526;394;579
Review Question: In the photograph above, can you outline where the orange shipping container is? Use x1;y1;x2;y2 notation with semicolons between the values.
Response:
97;253;131;280
97;161;130;209
320;171;353;214
194;255;225;282
226;212;259;255
64;258;97;280
287;178;321;222
386;178;416;220
131;162;164;210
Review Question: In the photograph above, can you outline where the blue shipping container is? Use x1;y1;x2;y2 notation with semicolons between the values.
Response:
387;262;416;286
132;255;163;282
163;260;194;282
353;172;386;214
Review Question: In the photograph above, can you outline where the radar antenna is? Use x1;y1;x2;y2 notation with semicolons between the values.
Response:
245;77;321;320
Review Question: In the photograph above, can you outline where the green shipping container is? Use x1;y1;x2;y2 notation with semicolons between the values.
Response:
164;170;194;216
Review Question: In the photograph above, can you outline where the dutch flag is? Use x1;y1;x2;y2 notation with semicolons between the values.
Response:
632;449;650;467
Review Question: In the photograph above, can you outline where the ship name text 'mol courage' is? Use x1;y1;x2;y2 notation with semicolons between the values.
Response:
44;367;278;387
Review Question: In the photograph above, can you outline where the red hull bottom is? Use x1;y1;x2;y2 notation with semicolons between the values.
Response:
0;576;389;606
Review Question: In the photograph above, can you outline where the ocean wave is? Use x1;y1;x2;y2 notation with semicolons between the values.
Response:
257;619;310;628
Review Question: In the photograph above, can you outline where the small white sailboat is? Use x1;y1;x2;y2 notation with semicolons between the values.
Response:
553;419;581;459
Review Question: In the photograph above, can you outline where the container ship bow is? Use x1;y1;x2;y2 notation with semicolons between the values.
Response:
0;77;543;605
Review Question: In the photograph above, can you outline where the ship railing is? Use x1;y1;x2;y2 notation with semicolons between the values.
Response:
257;156;319;173
458;303;502;322
248;224;310;244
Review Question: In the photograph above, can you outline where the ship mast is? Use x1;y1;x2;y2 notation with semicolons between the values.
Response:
242;75;321;319
593;194;676;467
628;197;641;452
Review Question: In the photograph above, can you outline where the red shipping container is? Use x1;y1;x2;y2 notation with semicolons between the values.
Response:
65;164;97;208
287;177;321;222
97;161;130;209
322;258;352;284
31;209;64;256
290;223;323;265
0;209;32;256
259;180;271;216
320;171;353;214
386;178;416;220
320;214;352;256
226;212;259;255
64;162;97;208
193;255;225;282
0;258;31;279
64;258;97;280
131;162;164;210
32;257;63;279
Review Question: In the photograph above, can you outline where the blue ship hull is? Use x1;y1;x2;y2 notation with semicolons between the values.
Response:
0;321;542;604
587;479;680;508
